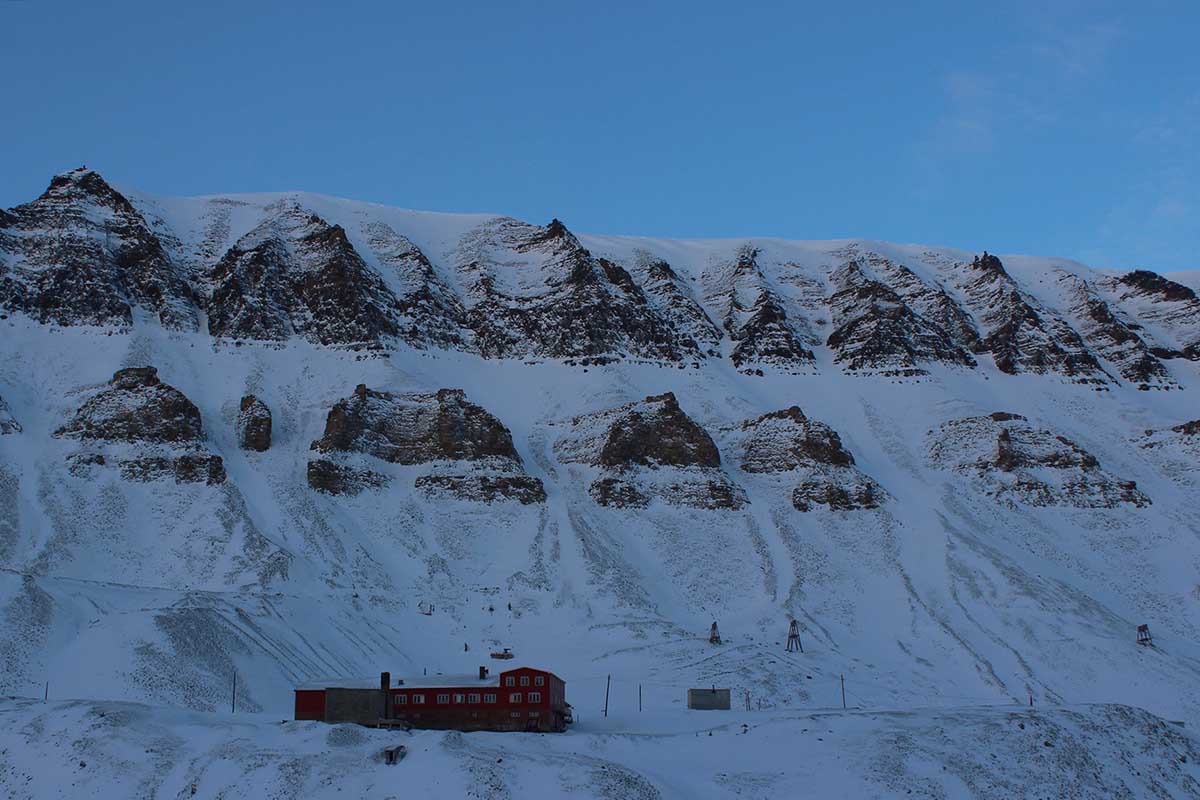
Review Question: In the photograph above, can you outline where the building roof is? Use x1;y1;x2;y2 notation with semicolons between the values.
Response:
295;666;559;692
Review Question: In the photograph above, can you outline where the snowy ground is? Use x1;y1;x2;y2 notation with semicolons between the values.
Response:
2;697;1198;799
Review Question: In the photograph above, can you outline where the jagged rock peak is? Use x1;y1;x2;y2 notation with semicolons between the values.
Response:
237;395;272;452
703;244;816;371
826;260;975;375
454;217;694;362
207;202;401;345
55;367;203;444
947;252;1111;383
0;169;197;330
928;413;1148;508
311;385;521;466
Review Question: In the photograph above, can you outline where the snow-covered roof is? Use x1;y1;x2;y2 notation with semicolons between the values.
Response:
296;672;500;691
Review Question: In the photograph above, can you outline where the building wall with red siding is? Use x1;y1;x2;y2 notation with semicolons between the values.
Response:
294;667;568;731
294;689;326;721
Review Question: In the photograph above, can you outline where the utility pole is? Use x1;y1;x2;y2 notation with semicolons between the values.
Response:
604;675;611;718
639;684;642;712
44;682;48;703
840;674;846;710
232;672;237;714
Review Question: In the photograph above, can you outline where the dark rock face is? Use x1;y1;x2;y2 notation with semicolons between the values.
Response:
306;459;387;495
929;414;1149;507
0;169;197;329
589;477;650;509
556;393;747;509
598;392;721;469
1104;270;1200;361
120;454;226;486
0;395;20;435
236;395;272;452
1172;420;1200;436
729;406;884;512
55;367;203;444
311;385;521;465
207;203;402;345
309;385;543;503
826;261;975;375
414;474;546;505
946;253;1111;383
54;366;225;485
362;221;469;350
1056;272;1172;388
704;245;816;371
793;479;882;512
630;252;723;356
858;253;985;355
454;218;695;361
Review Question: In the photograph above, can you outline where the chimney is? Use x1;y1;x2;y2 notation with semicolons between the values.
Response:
381;671;391;691
479;666;489;680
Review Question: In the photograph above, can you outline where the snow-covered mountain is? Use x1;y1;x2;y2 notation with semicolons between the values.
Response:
3;168;1200;797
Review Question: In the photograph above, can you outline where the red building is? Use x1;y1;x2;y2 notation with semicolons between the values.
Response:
295;666;570;733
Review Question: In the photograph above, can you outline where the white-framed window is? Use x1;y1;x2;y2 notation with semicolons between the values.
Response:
519;676;530;686
395;694;407;705
528;691;541;703
484;693;497;703
510;711;522;718
413;694;425;704
534;676;544;686
505;676;515;687
437;693;450;704
529;711;540;718
452;693;465;704
509;692;522;703
468;693;481;704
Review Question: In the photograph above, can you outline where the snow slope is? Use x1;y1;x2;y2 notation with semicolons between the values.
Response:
2;172;1200;797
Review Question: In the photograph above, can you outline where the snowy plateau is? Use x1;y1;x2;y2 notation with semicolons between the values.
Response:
1;167;1200;798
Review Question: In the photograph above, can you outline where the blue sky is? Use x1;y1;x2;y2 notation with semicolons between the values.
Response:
1;0;1196;270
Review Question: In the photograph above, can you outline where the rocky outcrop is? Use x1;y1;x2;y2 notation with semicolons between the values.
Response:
555;392;747;509
55;367;203;444
454;218;695;362
307;459;387;496
0;168;197;329
308;385;543;502
311;385;521;465
0;395;19;434
54;366;225;485
928;413;1148;507
727;406;884;512
703;244;817;372
858;253;985;356
826;260;976;375
236;395;272;451
207;203;402;346
1055;271;1174;389
944;253;1111;384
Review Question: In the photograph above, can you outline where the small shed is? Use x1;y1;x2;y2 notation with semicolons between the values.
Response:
687;687;731;710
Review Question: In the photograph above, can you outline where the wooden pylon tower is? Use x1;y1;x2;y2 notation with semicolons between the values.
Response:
786;619;803;653
709;621;722;645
